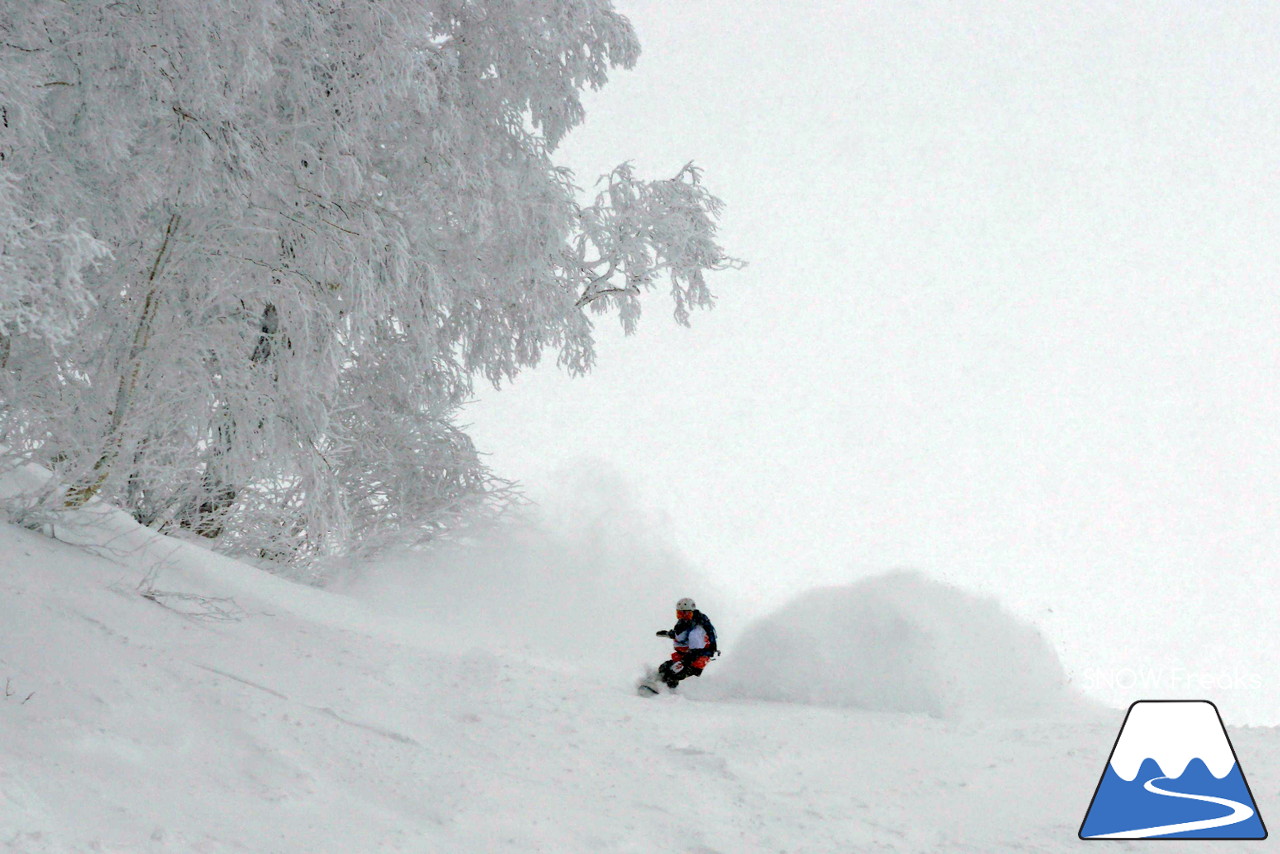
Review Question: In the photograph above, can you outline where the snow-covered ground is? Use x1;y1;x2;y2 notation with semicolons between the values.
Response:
3;489;1278;851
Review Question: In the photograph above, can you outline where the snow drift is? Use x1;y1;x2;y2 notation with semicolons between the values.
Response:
709;570;1076;718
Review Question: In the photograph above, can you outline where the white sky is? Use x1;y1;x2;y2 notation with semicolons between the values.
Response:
464;1;1280;723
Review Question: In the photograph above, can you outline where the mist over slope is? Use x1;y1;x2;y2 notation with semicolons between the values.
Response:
339;467;735;675
343;468;1081;722
708;570;1082;719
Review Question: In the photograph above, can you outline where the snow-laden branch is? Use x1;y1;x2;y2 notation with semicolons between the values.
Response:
0;0;737;569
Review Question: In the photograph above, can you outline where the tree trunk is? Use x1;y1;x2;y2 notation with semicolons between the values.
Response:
179;302;278;537
65;213;179;507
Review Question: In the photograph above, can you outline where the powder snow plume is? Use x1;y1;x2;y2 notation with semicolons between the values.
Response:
338;465;732;675
706;570;1084;719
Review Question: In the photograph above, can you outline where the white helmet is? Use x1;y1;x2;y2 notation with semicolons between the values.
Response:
676;597;697;611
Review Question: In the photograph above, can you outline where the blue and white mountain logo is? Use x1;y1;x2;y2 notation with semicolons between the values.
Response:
1080;700;1266;839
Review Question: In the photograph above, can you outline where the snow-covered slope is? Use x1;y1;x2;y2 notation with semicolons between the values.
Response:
3;502;1278;852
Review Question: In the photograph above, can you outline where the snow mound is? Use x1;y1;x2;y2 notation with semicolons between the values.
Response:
709;570;1074;718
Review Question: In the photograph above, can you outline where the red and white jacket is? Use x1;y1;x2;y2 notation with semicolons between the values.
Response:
671;622;712;668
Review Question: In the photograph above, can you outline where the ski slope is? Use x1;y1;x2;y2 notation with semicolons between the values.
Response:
2;486;1278;851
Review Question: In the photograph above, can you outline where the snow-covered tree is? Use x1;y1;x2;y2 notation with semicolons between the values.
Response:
0;1;737;570
0;29;110;355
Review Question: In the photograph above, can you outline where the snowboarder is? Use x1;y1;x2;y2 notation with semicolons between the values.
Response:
651;597;717;690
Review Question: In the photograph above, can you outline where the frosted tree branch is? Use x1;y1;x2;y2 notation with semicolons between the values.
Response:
0;0;737;570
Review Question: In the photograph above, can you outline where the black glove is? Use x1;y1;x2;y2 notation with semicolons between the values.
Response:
655;629;673;638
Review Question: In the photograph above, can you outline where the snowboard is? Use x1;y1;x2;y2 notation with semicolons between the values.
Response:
636;665;666;696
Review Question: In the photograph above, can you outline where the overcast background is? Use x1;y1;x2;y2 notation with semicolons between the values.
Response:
462;1;1280;724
